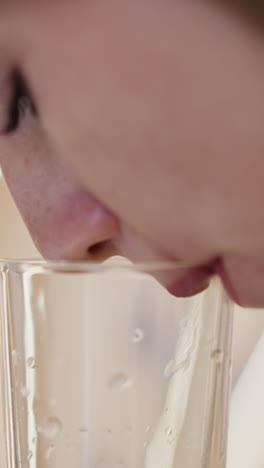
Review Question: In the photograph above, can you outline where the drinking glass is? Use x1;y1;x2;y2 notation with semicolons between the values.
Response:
0;257;233;468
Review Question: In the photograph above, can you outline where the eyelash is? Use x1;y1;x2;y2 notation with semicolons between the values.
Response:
4;70;38;134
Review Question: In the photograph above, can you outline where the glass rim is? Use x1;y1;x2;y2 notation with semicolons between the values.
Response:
0;256;197;274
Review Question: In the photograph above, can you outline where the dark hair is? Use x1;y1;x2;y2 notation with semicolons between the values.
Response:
224;0;264;26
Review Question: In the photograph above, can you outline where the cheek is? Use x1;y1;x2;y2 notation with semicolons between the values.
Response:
1;153;53;248
0;129;70;252
3;1;263;264
0;131;123;261
0;128;49;208
21;1;264;263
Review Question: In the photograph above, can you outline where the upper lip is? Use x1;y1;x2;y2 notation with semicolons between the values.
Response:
166;263;216;298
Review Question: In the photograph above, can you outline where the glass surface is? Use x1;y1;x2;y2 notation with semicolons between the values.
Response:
0;258;233;468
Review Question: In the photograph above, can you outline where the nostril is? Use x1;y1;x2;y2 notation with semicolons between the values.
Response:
87;240;119;261
88;241;105;257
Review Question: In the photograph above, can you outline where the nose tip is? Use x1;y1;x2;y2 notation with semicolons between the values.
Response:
62;211;121;262
52;217;121;263
36;190;122;262
86;239;121;262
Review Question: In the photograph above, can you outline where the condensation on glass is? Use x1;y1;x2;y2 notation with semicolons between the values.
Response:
0;259;233;468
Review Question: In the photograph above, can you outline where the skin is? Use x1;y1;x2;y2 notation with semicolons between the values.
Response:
0;0;264;306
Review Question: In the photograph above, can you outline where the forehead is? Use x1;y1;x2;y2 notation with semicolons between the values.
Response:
0;0;80;56
0;0;77;21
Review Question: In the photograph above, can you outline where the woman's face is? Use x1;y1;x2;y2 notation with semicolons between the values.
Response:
1;0;264;306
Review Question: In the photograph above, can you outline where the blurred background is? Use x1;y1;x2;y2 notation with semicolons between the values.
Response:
1;173;264;386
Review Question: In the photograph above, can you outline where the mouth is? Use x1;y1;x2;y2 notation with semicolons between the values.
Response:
166;263;216;298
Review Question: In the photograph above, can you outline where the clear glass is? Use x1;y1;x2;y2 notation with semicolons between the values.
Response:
0;258;233;468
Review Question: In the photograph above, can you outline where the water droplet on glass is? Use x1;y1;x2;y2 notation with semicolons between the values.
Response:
20;387;30;398
164;360;177;378
27;357;36;369
165;427;174;444
165;427;172;437
164;358;188;378
132;328;144;344
211;349;224;363
32;437;37;445
108;373;132;390
146;425;151;433
45;444;55;460
79;427;88;433
106;427;112;436
27;450;33;461
36;289;45;314
39;417;62;439
11;349;19;366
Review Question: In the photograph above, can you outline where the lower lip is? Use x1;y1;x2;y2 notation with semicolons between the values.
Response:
167;266;214;298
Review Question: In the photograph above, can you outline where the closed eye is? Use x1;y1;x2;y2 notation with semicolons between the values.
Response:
4;69;38;134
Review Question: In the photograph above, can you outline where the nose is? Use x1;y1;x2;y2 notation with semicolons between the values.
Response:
34;188;121;261
0;128;122;262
